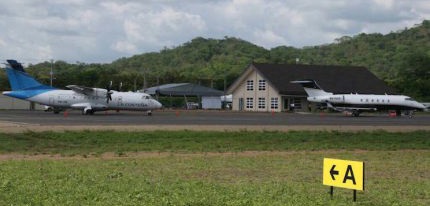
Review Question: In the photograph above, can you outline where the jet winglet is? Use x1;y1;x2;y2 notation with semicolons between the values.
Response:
290;79;323;89
291;79;332;97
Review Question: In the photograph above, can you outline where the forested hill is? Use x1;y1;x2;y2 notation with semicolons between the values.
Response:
1;20;429;100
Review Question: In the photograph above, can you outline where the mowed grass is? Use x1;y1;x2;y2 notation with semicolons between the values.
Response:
0;130;428;205
0;130;428;155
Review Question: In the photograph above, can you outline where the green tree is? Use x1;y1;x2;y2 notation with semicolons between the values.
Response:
394;50;430;101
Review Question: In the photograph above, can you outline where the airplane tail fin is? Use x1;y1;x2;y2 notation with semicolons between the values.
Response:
4;60;53;91
290;79;333;97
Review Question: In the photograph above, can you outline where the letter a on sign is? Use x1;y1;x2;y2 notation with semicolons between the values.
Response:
323;158;364;191
343;165;356;185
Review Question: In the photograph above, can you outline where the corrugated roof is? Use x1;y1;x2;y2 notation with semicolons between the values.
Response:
241;63;394;95
145;83;224;96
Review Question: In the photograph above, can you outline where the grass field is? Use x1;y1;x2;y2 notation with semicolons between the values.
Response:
0;130;429;205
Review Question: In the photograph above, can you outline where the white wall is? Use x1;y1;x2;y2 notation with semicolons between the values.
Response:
0;94;44;110
231;67;282;112
202;96;222;109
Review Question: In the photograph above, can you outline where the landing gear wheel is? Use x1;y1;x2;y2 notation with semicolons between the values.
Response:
405;110;414;118
352;110;360;117
147;111;152;116
82;109;94;115
396;110;401;117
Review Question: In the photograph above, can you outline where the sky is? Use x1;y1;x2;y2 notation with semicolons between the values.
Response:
0;0;429;64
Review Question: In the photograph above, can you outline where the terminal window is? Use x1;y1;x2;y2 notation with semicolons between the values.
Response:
258;97;266;109
271;97;278;109
246;97;253;109
246;80;254;91
258;80;266;91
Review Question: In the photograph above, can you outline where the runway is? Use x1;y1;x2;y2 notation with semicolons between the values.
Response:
0;110;429;132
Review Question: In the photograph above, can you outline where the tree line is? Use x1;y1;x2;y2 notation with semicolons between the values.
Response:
1;20;429;101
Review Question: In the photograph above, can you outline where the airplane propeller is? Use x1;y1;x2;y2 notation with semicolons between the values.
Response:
106;81;113;103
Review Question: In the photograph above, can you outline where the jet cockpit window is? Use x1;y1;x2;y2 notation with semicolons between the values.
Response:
142;95;153;100
405;98;415;101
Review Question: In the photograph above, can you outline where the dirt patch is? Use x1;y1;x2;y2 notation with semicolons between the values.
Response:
0;150;427;161
1;122;429;133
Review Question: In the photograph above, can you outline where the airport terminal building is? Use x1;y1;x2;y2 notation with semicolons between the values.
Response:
227;63;394;112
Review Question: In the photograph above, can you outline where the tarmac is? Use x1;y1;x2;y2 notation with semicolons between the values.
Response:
0;110;429;133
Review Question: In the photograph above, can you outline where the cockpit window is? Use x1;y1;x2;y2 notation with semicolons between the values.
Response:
405;98;415;101
142;95;153;100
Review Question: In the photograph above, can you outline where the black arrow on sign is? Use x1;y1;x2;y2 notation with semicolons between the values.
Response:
330;165;339;180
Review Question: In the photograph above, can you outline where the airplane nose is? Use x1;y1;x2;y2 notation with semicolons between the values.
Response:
152;100;162;109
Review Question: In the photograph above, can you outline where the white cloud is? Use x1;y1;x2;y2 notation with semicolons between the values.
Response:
111;6;207;54
0;38;5;47
0;0;428;63
112;41;137;54
253;30;287;48
373;0;394;9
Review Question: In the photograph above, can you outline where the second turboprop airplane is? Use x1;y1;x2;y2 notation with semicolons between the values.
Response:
2;60;162;115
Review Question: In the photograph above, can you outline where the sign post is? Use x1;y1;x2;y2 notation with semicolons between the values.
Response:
323;158;364;202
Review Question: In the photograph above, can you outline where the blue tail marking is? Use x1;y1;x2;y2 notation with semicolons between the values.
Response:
5;60;54;91
3;60;55;100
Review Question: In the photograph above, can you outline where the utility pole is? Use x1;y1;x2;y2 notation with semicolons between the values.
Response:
50;59;54;86
142;67;148;89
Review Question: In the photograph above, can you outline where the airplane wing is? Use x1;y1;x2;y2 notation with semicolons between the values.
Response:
326;102;377;112
334;107;377;112
66;85;94;95
70;102;92;109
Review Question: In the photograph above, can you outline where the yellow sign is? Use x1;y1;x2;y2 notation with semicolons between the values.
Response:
323;158;364;191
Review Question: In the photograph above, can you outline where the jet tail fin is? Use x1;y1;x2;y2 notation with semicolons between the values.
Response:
291;79;333;97
4;60;53;91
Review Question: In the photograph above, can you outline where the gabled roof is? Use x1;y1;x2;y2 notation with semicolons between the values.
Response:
145;83;224;96
228;63;395;95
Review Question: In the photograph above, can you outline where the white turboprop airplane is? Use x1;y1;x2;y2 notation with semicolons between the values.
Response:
2;60;162;115
291;79;426;117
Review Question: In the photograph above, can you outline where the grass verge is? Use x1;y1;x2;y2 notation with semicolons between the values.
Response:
0;130;428;155
0;130;428;205
0;150;428;205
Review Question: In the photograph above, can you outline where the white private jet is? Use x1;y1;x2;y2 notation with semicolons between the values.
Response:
2;60;162;115
291;79;426;117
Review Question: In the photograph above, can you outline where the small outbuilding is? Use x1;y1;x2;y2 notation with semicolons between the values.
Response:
227;63;394;112
145;83;224;109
